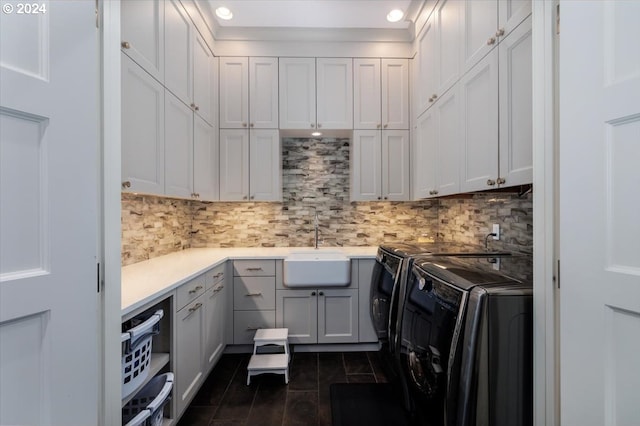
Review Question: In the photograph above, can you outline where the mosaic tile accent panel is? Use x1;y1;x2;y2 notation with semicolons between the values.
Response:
121;193;192;266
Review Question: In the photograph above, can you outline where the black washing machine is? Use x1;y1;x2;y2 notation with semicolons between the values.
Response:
395;254;533;426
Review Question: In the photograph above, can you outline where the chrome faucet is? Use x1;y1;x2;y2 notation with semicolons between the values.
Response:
314;211;319;249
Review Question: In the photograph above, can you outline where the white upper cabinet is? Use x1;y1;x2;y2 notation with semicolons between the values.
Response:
219;57;249;129
499;0;531;38
354;59;409;130
381;59;410;130
193;34;216;126
353;59;381;130
193;113;219;201
249;57;279;129
164;0;193;107
165;90;194;198
279;58;316;130
459;49;499;193
316;58;353;130
413;108;438;199
220;57;278;129
499;16;532;187
435;0;462;100
417;15;438;114
351;129;410;201
120;0;164;82
279;58;353;130
121;54;165;195
219;129;281;202
460;0;498;74
434;86;461;197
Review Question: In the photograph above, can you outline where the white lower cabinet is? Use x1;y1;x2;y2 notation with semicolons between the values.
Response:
204;270;227;373
276;288;359;344
175;292;205;418
357;259;378;343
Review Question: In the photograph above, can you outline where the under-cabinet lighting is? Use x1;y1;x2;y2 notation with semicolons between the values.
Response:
311;132;322;137
216;6;233;20
387;9;404;23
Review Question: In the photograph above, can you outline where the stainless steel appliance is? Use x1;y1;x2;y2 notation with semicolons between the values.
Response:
395;254;533;426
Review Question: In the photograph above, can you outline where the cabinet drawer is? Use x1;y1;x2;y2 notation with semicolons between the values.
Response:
206;263;226;290
176;274;206;311
233;310;276;344
233;276;276;310
233;259;275;276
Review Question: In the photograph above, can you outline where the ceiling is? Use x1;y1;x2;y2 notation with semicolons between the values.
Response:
203;0;425;42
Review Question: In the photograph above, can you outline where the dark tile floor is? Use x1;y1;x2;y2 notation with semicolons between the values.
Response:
177;351;388;426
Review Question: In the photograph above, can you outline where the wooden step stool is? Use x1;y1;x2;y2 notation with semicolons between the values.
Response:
247;328;290;385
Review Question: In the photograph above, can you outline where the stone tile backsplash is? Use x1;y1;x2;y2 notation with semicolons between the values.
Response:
121;138;533;265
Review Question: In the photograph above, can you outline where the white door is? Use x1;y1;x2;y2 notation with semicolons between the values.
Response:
353;58;381;130
164;0;193;106
276;289;318;344
120;0;164;82
0;2;99;425
249;57;279;129
460;0;498;74
164;91;193;199
249;129;281;201
193;114;218;201
219;129;249;201
435;87;461;196
219;57;248;129
318;289;359;344
381;130;410;201
279;57;316;130
351;130;382;201
435;0;461;97
382;59;410;130
417;14;438;114
560;2;640;425
193;33;215;126
316;58;353;130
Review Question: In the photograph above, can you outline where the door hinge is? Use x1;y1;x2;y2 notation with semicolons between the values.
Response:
556;4;560;35
95;0;99;29
555;259;560;289
97;262;101;293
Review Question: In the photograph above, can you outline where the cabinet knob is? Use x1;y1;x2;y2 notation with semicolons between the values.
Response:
496;177;506;185
432;94;438;100
310;123;315;128
311;291;316;296
319;291;324;296
250;195;255;200
377;196;382;200
317;123;322;128
384;196;388;200
122;181;131;189
496;28;505;37
243;195;248;200
242;122;247;127
190;103;196;110
487;37;496;45
487;179;496;186
195;105;200;111
250;123;254;127
121;41;130;49
377;123;381;129
383;124;388;128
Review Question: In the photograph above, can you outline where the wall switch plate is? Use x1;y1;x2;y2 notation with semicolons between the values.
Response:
492;224;500;240
492;258;500;270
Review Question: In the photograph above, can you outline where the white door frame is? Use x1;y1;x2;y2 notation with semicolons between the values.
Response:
532;2;560;426
100;0;122;424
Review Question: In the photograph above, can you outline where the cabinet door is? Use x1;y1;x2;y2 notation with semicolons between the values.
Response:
417;15;438;114
233;276;276;311
316;58;353;130
382;130;410;201
219;57;249;129
382;59;410;130
219;129;249;201
353;59;381;130
351;130;382;201
176;296;204;417
164;0;193;106
164;91;194;198
249;57;279;129
276;290;318;344
193;34;216;126
498;0;531;38
193;114;218;201
413;108;437;199
357;259;378;343
460;0;498;74
204;283;226;373
249;129;281;201
318;289;359;344
434;87;461;196
459;49;499;193
499;16;532;187
435;0;461;97
233;311;276;344
121;54;165;195
279;58;316;130
121;0;164;82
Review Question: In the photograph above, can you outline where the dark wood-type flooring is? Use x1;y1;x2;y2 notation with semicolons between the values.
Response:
177;351;388;426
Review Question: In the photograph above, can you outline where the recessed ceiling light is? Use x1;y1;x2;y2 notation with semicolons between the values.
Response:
216;6;233;20
311;132;322;137
387;9;404;23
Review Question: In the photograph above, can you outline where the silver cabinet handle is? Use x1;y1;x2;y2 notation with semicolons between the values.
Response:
246;267;263;271
243;195;248;200
188;302;202;313
242;122;247;127
250;195;255;200
377;124;381;128
383;124;388;128
250;123;254;127
496;177;506;185
121;41;130;49
245;292;263;297
188;285;203;294
122;181;131;189
194;105;199;111
495;28;505;37
213;285;224;293
487;37;496;45
487;179;496;186
246;325;264;331
213;272;224;279
310;123;315;128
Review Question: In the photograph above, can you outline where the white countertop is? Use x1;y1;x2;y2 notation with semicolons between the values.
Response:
121;246;377;316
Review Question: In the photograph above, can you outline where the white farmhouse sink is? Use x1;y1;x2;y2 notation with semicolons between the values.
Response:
283;250;351;287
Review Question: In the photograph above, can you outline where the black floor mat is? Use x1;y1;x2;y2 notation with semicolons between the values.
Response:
330;383;412;426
